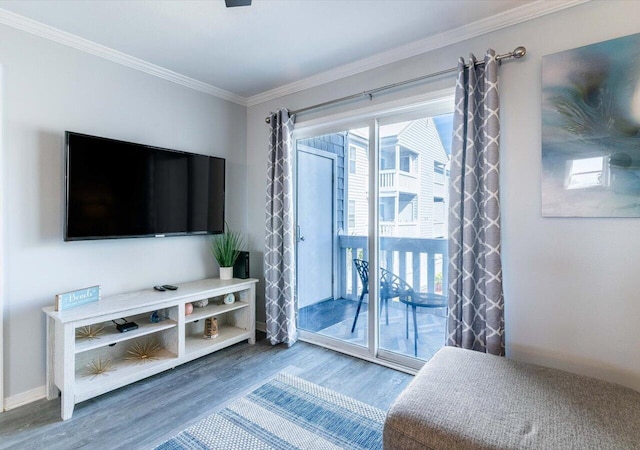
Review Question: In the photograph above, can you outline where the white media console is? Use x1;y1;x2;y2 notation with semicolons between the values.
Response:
43;278;257;420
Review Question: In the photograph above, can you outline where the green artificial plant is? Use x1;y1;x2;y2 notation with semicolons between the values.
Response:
210;222;245;267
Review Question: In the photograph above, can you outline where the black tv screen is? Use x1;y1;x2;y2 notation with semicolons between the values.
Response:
65;132;225;241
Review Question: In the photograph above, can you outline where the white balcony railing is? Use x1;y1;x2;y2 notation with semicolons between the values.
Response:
379;169;419;194
379;222;419;237
338;235;447;302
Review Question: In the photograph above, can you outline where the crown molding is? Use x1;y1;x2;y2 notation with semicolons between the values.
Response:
0;1;589;109
246;0;589;107
0;8;248;106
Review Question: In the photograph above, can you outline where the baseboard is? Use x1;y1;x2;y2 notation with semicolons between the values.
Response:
3;385;46;411
256;321;266;333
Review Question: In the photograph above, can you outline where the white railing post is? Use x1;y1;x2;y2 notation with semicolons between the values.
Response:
339;244;347;300
338;235;447;298
427;253;436;294
413;252;421;291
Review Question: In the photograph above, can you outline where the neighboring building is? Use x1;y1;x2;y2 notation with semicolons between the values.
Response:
344;128;369;236
346;117;450;239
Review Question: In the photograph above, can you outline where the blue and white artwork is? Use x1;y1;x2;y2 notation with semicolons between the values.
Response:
542;33;640;217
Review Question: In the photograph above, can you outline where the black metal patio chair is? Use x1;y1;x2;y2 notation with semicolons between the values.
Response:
351;259;370;333
351;259;447;357
351;259;413;333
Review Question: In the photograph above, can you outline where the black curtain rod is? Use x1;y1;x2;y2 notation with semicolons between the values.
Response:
265;46;526;124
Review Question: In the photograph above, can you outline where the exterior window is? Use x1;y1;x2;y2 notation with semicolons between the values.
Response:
400;154;411;172
380;155;390;170
566;156;607;190
398;197;416;222
349;145;357;174
348;200;356;228
379;198;396;222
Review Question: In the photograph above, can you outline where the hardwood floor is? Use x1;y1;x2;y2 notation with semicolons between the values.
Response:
0;333;413;449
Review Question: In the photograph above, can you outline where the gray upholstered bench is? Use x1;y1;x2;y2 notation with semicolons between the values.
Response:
384;346;640;449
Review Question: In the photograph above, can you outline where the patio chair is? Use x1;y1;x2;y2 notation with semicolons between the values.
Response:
351;259;370;333
380;268;448;357
352;260;446;357
380;267;414;306
351;260;412;333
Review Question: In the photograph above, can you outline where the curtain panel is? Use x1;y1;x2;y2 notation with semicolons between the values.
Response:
264;109;297;346
447;50;505;356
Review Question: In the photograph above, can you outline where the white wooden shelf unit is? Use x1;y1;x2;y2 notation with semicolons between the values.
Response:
43;277;257;420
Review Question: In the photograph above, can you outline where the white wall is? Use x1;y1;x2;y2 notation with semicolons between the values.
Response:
1;24;247;400
247;1;640;391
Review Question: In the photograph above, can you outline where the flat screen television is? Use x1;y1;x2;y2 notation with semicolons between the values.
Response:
65;132;225;241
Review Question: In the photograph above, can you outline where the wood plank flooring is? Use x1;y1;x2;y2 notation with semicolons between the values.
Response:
0;333;413;449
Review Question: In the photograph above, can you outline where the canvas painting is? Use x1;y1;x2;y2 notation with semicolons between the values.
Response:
542;33;640;217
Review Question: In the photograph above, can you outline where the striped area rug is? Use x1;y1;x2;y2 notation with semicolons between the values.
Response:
156;373;386;450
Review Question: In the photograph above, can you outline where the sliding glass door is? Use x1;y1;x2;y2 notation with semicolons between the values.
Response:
295;98;453;370
377;114;451;367
296;127;370;351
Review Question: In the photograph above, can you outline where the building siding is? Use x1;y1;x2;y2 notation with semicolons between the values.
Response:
397;118;449;238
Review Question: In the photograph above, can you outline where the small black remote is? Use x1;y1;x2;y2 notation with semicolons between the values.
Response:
163;285;178;291
153;285;166;292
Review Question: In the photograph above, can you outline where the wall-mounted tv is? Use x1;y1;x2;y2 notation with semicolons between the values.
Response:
65;132;225;241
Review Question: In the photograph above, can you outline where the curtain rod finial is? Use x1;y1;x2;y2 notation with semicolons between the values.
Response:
513;46;526;59
265;116;271;124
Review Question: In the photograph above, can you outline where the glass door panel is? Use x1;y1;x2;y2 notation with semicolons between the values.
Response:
377;114;452;361
296;127;370;350
294;97;455;369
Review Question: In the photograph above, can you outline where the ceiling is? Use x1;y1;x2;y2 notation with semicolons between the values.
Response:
0;0;582;103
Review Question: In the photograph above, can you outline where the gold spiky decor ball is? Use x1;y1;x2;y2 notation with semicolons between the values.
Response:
75;325;105;340
125;340;162;363
83;358;115;379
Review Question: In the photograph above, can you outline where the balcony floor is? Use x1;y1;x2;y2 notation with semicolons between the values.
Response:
298;298;446;361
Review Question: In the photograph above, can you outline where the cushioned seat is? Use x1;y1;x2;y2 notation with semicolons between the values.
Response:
383;346;640;449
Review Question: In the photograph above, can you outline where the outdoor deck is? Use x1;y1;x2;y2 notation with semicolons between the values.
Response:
299;297;446;361
298;234;448;361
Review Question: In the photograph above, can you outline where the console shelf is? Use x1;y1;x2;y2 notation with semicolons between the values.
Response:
74;320;178;354
185;300;248;323
75;348;179;403
185;325;250;357
44;277;257;420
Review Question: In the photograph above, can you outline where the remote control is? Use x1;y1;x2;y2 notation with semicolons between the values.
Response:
153;285;166;292
163;285;178;291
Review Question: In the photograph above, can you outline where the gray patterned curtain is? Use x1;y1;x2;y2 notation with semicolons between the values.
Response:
265;109;297;346
447;50;504;356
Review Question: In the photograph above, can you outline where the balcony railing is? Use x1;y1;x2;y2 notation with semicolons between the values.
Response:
338;235;447;302
379;222;419;237
379;169;419;194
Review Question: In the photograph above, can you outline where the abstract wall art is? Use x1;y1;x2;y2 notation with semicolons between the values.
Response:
542;33;640;217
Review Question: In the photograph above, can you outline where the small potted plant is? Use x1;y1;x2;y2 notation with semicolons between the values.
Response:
210;223;244;280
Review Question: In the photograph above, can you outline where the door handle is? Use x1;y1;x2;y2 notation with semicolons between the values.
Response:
297;226;305;242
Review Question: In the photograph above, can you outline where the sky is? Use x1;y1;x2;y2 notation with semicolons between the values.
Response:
433;113;454;156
